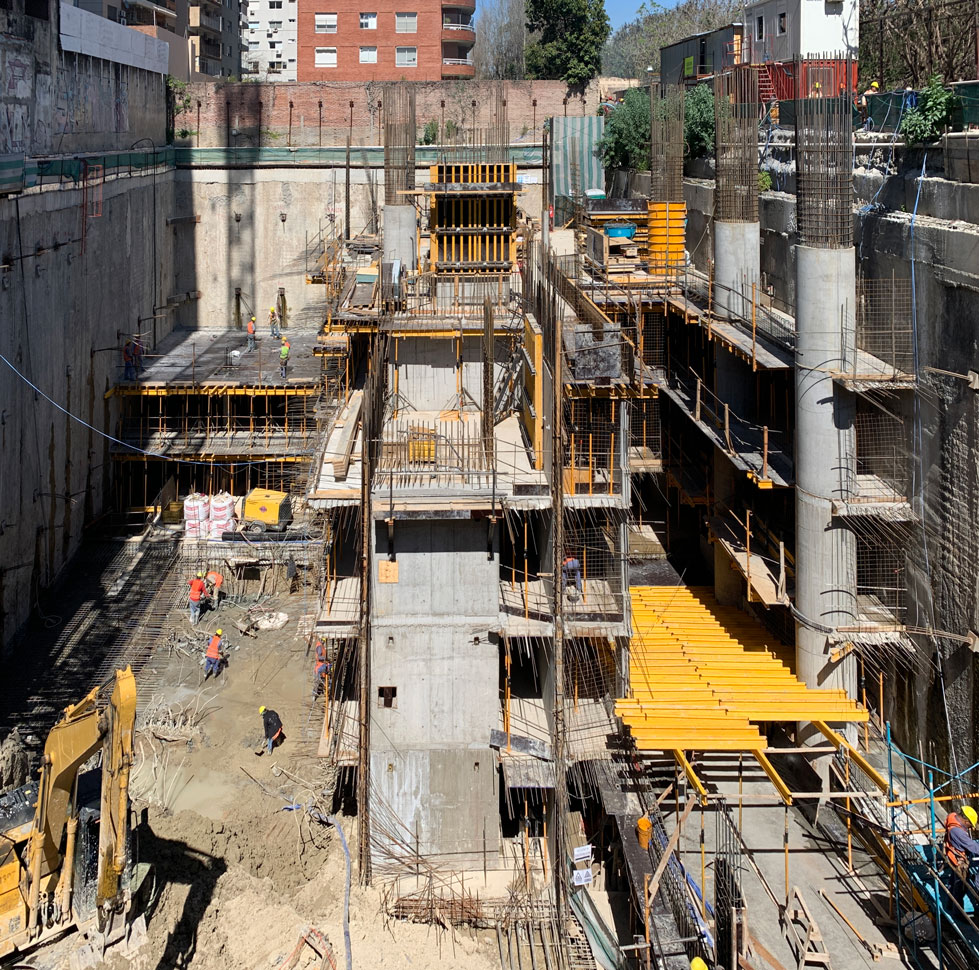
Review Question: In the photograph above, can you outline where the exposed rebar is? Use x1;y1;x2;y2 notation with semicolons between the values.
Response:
383;85;416;206
650;84;685;203
714;66;760;222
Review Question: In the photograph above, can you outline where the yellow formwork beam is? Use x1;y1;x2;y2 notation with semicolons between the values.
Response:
754;751;793;805
674;751;709;804
814;721;891;794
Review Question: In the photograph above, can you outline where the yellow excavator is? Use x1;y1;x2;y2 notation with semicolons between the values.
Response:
0;666;137;959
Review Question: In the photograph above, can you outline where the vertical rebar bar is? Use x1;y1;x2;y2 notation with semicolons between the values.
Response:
714;66;760;223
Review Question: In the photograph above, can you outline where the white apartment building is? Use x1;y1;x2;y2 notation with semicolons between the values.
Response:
242;0;298;78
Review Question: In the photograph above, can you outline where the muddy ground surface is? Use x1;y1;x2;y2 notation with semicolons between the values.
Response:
19;591;500;970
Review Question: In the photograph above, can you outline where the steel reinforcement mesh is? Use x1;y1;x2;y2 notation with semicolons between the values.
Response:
714;67;760;223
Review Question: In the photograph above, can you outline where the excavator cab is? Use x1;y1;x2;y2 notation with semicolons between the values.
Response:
0;666;136;959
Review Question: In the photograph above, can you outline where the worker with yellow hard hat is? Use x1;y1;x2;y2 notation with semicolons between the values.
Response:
204;628;225;679
690;958;708;970
258;705;284;756
943;806;979;905
268;304;281;337
188;571;207;625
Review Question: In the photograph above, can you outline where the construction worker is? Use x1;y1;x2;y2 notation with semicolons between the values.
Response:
268;306;280;337
205;568;224;611
313;638;330;699
860;80;880;123
204;629;225;679
258;706;284;756
279;336;290;379
188;571;206;625
690;959;709;970
943;807;979;904
247;315;256;352
562;555;583;593
811;80;822;98
123;340;136;381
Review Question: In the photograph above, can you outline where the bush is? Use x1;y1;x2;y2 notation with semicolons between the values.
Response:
597;88;651;171
900;75;959;146
421;119;439;145
758;170;773;192
684;84;714;158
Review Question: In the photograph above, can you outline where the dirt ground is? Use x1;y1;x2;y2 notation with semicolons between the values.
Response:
22;590;501;970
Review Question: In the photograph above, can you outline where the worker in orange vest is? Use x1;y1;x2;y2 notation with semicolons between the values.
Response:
204;628;226;679
313;638;330;699
246;315;256;352
944;807;979;904
205;569;224;611
123;340;136;380
188;572;206;625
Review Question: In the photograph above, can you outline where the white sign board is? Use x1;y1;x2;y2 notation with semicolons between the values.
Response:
516;174;540;184
572;868;593;886
573;844;593;863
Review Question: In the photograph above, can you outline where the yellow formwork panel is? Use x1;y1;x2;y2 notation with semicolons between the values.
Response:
619;584;869;761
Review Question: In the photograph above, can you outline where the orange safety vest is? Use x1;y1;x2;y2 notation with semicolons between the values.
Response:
314;639;326;662
207;634;222;660
247;319;255;334
189;578;206;602
205;571;223;589
945;813;970;870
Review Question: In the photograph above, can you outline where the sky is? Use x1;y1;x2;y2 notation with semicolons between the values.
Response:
605;0;650;32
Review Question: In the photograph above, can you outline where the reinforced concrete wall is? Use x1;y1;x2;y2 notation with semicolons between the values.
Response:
174;166;375;330
0;171;178;647
370;519;501;870
1;2;165;155
181;79;601;147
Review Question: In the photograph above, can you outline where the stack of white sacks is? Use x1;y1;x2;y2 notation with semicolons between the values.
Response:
182;492;237;539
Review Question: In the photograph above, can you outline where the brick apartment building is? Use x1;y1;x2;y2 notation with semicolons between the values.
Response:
296;0;474;81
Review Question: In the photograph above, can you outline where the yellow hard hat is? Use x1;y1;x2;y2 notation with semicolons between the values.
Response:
259;705;266;714
963;806;978;826
216;629;223;636
197;571;203;578
270;306;276;312
871;81;880;89
690;959;709;970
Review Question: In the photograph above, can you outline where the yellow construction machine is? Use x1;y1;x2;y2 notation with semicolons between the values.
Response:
0;666;137;959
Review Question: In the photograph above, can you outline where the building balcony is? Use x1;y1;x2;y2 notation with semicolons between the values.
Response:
441;55;474;77
189;7;222;33
441;21;474;42
443;0;476;11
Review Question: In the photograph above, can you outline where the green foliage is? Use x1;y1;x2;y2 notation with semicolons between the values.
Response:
597;88;651;170
900;75;959;146
684;83;714;158
602;0;742;79
525;0;610;86
758;170;772;192
445;119;460;138
167;76;192;116
421;119;439;145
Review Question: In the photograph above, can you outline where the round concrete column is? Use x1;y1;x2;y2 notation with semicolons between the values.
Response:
714;221;760;321
794;245;857;707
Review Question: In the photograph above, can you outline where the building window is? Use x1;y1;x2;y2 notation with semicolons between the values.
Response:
755;15;764;41
777;11;786;34
377;686;397;708
268;0;282;6
314;11;336;31
248;20;260;28
359;11;376;28
314;46;337;67
395;11;416;32
359;45;377;63
269;20;282;28
395;45;416;66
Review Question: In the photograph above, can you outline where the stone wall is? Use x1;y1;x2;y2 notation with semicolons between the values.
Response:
181;78;601;147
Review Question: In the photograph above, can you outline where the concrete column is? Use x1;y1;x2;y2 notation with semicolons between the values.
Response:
714;221;760;321
382;205;417;270
794;245;857;706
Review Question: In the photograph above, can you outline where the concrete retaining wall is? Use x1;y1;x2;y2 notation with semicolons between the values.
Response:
0;172;178;646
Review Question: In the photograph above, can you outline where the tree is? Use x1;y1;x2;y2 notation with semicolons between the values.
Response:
473;0;525;79
900;75;960;145
684;83;714;157
525;0;610;87
601;0;741;80
597;88;651;170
